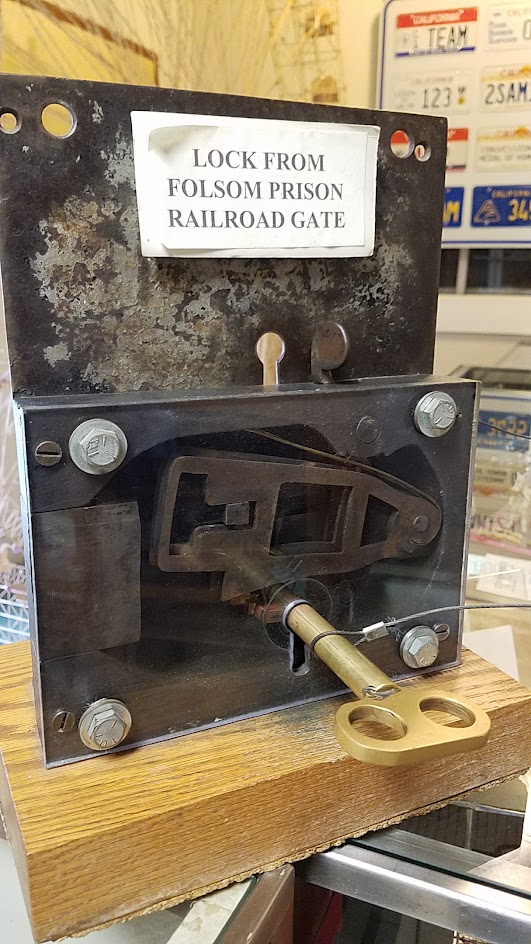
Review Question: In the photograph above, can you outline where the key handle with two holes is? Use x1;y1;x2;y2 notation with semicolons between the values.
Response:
283;596;491;767
333;688;491;767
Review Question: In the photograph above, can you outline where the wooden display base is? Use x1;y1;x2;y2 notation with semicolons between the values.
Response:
1;642;530;942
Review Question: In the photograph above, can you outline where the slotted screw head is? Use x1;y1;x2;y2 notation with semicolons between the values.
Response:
51;710;75;733
414;391;457;438
78;699;132;751
35;441;62;466
400;625;439;669
69;419;127;474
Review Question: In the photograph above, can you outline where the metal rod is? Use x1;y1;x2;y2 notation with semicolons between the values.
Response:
281;596;396;698
299;839;531;944
455;247;470;294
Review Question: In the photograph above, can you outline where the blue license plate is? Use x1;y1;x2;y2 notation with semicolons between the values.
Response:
443;187;464;227
472;186;531;227
478;409;530;453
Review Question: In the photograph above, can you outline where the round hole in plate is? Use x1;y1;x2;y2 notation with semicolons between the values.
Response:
390;129;414;158
41;102;76;138
419;697;474;728
415;142;431;162
0;109;21;134
346;704;406;741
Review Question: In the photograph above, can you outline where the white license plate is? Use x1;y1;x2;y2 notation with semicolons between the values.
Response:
395;7;478;57
481;65;531;108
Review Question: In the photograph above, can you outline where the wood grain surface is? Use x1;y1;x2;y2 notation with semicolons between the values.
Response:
0;641;530;942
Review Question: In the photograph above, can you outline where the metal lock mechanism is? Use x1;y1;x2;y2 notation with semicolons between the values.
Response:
2;75;485;768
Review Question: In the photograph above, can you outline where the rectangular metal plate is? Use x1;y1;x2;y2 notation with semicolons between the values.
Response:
0;75;447;395
32;503;141;660
16;377;477;766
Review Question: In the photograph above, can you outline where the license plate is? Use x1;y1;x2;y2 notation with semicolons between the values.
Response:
476;127;531;171
447;128;469;170
481;64;531;109
395;7;478;57
488;4;531;50
443;187;464;226
478;409;530;451
390;71;470;113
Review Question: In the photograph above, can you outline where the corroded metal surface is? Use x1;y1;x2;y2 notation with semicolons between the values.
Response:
0;75;447;396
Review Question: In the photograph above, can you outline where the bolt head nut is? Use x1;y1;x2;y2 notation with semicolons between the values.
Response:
69;419;128;475
400;625;439;669
414;391;457;438
78;699;132;751
409;637;439;667
80;427;120;469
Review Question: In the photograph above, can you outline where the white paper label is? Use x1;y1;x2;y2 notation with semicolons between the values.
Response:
463;625;519;679
130;112;379;258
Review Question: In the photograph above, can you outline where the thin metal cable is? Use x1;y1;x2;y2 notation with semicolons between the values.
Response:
245;428;440;508
306;603;531;652
386;602;531;629
309;632;364;653
477;420;531;442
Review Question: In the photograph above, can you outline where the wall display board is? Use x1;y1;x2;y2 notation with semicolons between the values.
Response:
379;1;531;246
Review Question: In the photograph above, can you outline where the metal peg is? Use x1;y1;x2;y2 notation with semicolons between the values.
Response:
311;321;350;383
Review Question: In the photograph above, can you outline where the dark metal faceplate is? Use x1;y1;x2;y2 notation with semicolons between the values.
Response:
16;377;477;766
0;75;446;396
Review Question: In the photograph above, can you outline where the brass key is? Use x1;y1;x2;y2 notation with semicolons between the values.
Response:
281;594;490;767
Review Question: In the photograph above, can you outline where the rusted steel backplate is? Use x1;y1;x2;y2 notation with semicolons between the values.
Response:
0;75;447;396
